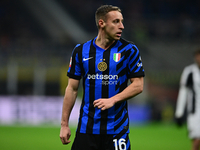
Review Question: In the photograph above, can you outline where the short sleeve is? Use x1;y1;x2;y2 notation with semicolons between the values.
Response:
127;44;145;78
67;44;82;80
180;65;193;87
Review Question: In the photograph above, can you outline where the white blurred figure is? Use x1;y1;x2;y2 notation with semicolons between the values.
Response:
175;48;200;150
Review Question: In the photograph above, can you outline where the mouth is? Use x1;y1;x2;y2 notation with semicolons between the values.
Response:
116;32;122;37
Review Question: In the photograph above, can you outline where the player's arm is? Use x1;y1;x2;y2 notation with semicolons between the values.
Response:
93;77;144;110
175;84;188;118
175;67;191;127
60;78;80;144
175;84;188;127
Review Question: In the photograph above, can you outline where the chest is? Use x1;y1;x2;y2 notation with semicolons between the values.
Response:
82;49;126;76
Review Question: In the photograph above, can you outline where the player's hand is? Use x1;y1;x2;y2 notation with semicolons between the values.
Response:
60;126;71;144
93;98;115;110
175;117;184;127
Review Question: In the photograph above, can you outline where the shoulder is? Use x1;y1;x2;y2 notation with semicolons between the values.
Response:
72;44;82;54
180;64;195;82
183;64;196;73
73;39;93;52
119;38;135;46
119;38;139;50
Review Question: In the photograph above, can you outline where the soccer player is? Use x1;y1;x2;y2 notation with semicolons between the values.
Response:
175;49;200;150
60;5;145;150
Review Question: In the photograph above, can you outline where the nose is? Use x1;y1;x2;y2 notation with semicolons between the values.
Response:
120;22;124;30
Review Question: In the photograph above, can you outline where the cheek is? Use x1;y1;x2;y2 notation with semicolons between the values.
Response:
105;26;113;34
106;26;116;34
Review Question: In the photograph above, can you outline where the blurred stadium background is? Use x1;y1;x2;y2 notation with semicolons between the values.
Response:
0;0;199;149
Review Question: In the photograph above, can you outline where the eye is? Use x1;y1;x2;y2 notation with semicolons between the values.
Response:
113;19;120;23
113;19;124;24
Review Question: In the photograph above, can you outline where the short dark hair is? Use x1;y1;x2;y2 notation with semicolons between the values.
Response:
95;5;121;28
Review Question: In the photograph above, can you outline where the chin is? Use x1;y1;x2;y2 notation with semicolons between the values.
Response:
115;37;121;40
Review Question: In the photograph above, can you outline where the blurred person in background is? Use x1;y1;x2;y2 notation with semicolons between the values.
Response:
175;48;200;150
59;5;145;150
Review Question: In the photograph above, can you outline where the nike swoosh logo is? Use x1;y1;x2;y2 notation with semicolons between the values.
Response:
83;57;93;61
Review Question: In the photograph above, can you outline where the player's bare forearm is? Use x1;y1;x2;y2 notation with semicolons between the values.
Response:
60;78;79;144
93;77;144;110
61;78;80;127
112;77;144;102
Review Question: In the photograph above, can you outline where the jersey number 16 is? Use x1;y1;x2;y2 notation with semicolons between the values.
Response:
113;138;126;150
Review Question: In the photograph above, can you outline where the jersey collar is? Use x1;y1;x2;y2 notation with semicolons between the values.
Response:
93;37;119;51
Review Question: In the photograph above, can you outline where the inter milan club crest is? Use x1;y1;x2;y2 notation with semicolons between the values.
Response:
113;53;121;62
98;61;107;72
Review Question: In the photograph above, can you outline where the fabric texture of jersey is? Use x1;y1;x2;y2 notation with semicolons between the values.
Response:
175;63;200;139
67;37;145;135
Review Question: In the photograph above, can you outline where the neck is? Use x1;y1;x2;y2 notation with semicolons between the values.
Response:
95;32;115;50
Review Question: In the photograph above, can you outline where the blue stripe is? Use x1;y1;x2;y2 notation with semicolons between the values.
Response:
74;52;82;76
79;41;91;133
93;108;101;134
115;117;129;133
129;49;139;67
131;59;140;72
93;65;102;134
107;107;115;134
127;138;130;150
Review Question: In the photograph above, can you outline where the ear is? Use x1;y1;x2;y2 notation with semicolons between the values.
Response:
98;19;105;28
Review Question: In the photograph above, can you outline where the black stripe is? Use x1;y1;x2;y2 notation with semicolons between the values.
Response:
117;67;126;78
116;42;129;71
192;91;195;114
116;79;128;93
116;48;131;75
186;73;196;114
115;68;127;92
117;42;125;52
86;41;96;134
114;105;124;121
77;102;84;132
114;102;128;122
69;46;80;75
119;38;132;48
130;50;139;69
186;73;193;88
78;44;85;76
100;48;111;134
115;103;122;112
115;129;128;140
76;44;84;132
116;50;126;71
126;134;131;150
67;72;81;80
128;69;145;78
114;107;128;131
67;45;83;80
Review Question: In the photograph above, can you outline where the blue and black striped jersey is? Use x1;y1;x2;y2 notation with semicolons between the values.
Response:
67;37;145;134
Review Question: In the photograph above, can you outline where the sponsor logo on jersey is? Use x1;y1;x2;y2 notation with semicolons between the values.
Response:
87;74;118;80
137;57;143;67
113;53;121;62
87;74;118;85
137;62;143;67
